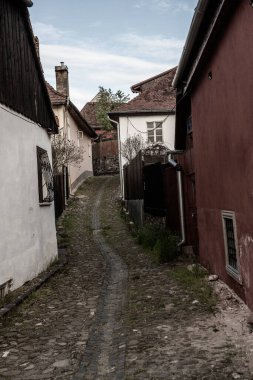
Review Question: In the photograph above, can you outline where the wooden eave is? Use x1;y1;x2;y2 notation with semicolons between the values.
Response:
108;109;175;122
21;5;58;133
68;101;97;139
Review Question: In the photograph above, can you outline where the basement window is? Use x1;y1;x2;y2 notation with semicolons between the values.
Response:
37;146;54;204
222;211;240;281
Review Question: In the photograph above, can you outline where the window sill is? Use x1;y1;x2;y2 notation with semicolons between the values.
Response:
226;266;242;284
39;202;52;207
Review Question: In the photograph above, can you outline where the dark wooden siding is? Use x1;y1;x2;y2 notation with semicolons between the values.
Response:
143;162;165;216
123;152;143;200
0;0;57;132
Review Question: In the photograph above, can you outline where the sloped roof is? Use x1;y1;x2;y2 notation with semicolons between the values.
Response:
46;83;97;139
0;0;58;133
131;67;177;93
46;82;67;106
81;102;100;129
109;67;177;117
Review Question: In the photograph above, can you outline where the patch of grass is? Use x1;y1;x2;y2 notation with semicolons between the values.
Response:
153;230;180;263
137;225;160;248
170;265;216;310
136;225;180;263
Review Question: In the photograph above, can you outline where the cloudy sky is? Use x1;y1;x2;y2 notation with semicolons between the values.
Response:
30;0;197;110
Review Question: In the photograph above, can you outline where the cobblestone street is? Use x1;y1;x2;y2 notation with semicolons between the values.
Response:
0;176;253;379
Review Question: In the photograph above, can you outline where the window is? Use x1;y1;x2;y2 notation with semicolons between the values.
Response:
147;121;163;143
222;211;240;280
186;115;192;134
37;146;54;204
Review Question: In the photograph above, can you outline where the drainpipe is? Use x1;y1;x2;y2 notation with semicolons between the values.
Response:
107;116;124;198
168;158;186;248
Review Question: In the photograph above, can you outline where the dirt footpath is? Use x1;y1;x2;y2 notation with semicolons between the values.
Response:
0;175;253;380
101;176;253;380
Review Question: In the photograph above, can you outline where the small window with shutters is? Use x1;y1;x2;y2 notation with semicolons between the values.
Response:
221;211;240;281
37;146;54;205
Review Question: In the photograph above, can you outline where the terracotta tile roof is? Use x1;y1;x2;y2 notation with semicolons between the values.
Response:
80;102;101;129
46;82;67;106
110;67;177;115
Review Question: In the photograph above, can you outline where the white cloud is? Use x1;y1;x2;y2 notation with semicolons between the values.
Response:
117;33;184;62
134;0;194;12
40;43;169;108
33;22;181;109
33;22;73;43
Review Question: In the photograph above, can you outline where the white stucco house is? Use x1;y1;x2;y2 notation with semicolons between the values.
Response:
0;0;58;295
47;63;97;194
108;67;177;198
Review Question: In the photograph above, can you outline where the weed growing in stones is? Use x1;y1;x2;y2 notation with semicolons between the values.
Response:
170;265;217;311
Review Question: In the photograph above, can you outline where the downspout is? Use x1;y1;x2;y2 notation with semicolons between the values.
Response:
168;158;186;247
107;116;124;198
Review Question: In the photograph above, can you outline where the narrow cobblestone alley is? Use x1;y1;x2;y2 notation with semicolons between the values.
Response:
0;176;253;380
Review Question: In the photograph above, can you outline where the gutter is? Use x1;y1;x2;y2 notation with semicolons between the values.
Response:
183;0;226;92
68;101;97;139
168;158;186;247
108;109;175;119
172;0;209;87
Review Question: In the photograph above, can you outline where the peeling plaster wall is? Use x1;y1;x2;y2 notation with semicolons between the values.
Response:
67;111;93;193
52;105;93;194
0;104;58;290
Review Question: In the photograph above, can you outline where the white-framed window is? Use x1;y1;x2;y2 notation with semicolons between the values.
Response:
147;121;163;143
186;115;192;134
77;130;83;148
221;211;240;281
37;146;54;205
67;124;71;141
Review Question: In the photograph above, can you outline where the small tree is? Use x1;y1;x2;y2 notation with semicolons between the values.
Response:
51;134;84;175
95;86;130;131
121;135;145;163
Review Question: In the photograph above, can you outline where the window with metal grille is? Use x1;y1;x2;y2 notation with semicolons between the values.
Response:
37;146;54;204
147;121;163;143
222;211;240;279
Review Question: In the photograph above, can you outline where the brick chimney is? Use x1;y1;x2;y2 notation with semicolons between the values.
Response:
55;62;69;97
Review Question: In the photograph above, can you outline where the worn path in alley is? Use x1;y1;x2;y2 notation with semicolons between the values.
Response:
0;176;253;380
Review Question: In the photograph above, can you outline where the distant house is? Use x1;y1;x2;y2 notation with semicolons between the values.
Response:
173;0;253;308
47;63;97;194
81;96;119;175
0;0;58;294
108;67;177;197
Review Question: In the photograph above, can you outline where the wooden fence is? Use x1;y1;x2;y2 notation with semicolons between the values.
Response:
124;154;180;232
54;166;69;219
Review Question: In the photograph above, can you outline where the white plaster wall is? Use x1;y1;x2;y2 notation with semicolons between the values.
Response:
52;106;93;194
67;111;93;193
118;114;175;196
0;104;58;290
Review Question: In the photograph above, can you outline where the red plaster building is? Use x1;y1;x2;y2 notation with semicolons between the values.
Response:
174;0;253;308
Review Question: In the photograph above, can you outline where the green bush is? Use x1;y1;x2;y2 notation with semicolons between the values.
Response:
153;231;180;263
137;225;160;249
137;225;180;263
